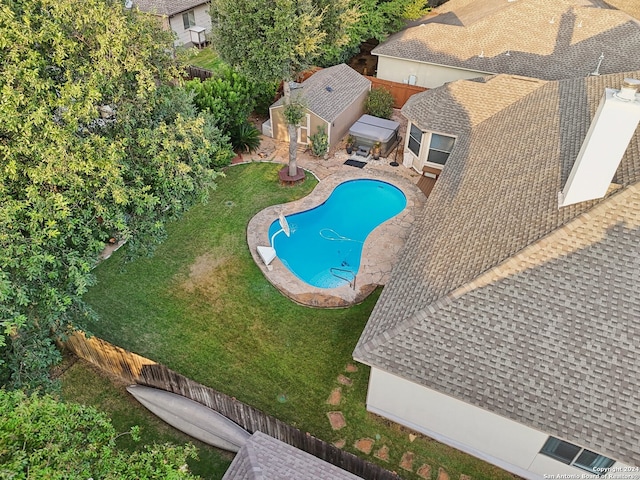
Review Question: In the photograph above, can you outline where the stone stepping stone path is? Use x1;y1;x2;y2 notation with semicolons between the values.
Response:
326;387;341;406
437;467;450;480
354;438;374;455
416;464;432;479
400;451;414;471
327;411;346;430
374;445;389;462
324;363;474;480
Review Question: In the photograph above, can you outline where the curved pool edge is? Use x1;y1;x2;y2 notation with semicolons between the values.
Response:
247;168;427;308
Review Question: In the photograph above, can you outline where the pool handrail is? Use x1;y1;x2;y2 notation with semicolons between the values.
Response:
329;267;357;290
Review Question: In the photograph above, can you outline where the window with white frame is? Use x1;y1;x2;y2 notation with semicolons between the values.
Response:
426;133;455;166
540;437;615;475
408;123;423;156
182;10;196;30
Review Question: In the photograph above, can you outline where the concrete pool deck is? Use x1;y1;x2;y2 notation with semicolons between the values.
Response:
245;137;425;307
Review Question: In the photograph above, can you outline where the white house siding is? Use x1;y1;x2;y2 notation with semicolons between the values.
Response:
168;4;211;46
402;126;450;173
376;55;490;89
402;125;431;172
366;368;634;480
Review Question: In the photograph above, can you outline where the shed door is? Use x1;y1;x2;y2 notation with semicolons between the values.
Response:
297;114;311;145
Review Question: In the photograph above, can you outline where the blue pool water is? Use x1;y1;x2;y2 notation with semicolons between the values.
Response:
269;179;407;288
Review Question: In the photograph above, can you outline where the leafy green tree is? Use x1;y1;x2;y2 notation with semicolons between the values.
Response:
313;0;359;66
0;389;201;479
210;0;336;177
344;0;430;55
0;0;233;391
185;66;257;134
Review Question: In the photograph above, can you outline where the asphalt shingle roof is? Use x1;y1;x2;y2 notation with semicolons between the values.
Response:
222;431;364;480
354;71;640;466
133;0;207;16
373;0;640;81
272;64;371;123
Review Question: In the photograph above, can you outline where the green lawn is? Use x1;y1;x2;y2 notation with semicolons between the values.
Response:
76;162;517;480
184;46;224;71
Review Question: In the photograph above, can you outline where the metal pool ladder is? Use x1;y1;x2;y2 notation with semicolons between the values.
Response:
330;267;357;289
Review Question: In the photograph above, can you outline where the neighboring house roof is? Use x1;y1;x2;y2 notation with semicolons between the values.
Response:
222;431;364;480
373;0;640;81
605;0;640;20
272;64;371;123
353;72;640;465
133;0;207;16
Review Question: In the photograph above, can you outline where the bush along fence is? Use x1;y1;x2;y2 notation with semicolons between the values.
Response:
65;331;403;480
364;76;427;108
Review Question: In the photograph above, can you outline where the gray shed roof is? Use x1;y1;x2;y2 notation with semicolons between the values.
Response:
133;0;208;16
222;431;364;480
373;0;640;81
272;64;371;123
353;72;640;466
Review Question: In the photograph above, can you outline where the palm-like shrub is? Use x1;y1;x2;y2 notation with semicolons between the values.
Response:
309;125;329;157
231;122;261;153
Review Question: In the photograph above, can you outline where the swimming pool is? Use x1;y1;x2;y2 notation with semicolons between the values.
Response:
269;179;407;288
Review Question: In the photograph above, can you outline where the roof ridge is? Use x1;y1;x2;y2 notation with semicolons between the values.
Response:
449;181;638;299
243;431;264;480
354;181;639;362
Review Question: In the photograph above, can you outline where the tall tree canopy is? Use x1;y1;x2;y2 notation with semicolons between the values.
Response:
0;389;201;479
210;0;347;176
0;0;233;391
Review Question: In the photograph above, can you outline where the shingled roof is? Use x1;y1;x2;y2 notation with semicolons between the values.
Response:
353;72;640;465
222;432;364;480
133;0;207;16
272;64;371;123
373;0;640;81
600;0;640;20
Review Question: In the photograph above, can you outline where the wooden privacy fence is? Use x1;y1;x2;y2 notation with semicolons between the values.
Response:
365;76;427;108
184;65;214;81
66;331;402;480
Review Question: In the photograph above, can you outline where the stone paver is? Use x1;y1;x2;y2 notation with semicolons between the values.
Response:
326;387;342;405
417;464;432;479
337;374;353;386
400;451;414;471
354;438;374;455
459;475;472;480
437;467;450;480
333;438;346;449
374;445;390;462
345;363;358;373
327;411;346;430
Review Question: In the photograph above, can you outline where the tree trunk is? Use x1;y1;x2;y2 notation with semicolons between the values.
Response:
287;124;298;177
283;81;298;177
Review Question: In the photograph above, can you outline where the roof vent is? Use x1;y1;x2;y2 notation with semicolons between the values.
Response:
559;79;640;207
325;86;333;92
